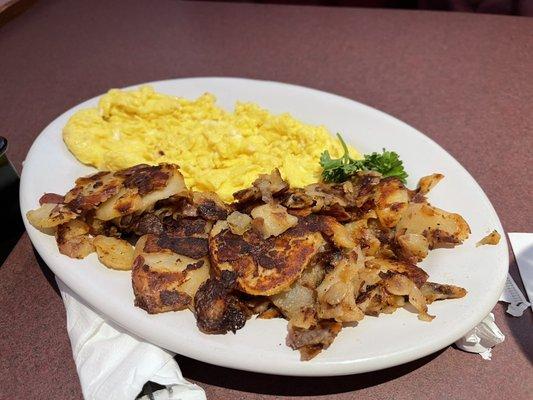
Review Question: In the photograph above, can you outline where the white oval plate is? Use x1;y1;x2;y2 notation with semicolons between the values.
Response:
20;78;508;376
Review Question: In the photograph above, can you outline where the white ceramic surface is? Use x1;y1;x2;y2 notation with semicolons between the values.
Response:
20;78;508;376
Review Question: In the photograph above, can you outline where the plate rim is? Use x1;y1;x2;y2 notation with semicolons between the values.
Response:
20;76;509;376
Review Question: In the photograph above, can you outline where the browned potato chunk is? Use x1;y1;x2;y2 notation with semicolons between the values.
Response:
396;203;470;249
251;203;298;238
286;320;342;361
93;235;134;270
194;271;248;333
365;257;429;287
329;222;356;249
210;221;326;296
421;282;467;303
316;248;365;323
383;273;434;321
397;233;429;262
95;164;187;221
27;203;78;230
56;219;94;259
57;218;90;239
374;179;409;228
192;191;232;221
417;174;444;195
226;211;252;235
270;283;316;329
58;236;94;259
132;235;211;313
95;188;142;221
233;168;288;204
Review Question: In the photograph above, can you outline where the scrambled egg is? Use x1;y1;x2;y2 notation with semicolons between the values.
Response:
63;86;360;202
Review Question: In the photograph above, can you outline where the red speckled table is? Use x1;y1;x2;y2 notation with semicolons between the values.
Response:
1;1;532;399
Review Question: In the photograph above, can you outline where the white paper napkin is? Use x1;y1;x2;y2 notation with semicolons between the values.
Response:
508;232;533;310
499;274;531;316
496;233;531;316
454;313;505;360
56;279;206;400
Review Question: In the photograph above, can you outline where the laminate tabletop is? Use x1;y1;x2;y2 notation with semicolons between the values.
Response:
0;0;531;399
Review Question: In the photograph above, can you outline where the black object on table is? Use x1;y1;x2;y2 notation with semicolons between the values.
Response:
0;136;25;265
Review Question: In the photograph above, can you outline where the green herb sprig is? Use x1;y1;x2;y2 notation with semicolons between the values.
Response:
320;134;408;183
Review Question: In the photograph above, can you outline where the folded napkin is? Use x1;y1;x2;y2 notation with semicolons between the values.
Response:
455;313;505;360
56;279;206;400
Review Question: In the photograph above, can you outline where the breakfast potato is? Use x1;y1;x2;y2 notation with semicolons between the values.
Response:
328;221;356;249
286;321;342;361
382;273;434;322
132;235;210;313
31;100;475;363
194;271;249;334
270;283;316;329
234;169;289;204
95;188;142;221
26;203;78;230
210;223;326;296
316;248;365;323
64;171;123;213
95;164;187;221
226;211;252;235
365;257;429;288
250;203;298;238
374;178;409;228
56;219;94;259
395;203;470;249
397;233;429;262
421;282;467;303
192;191;231;221
93;235;134;270
417;173;444;196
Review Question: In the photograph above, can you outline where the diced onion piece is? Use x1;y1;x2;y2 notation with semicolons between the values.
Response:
227;211;252;235
417;174;444;195
251;203;298;238
476;230;501;247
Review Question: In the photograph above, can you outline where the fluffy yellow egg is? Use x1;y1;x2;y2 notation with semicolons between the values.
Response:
63;86;360;202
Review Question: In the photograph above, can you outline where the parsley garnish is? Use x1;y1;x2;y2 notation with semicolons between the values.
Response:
320;133;408;183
